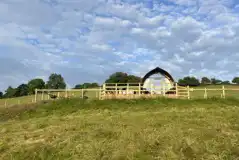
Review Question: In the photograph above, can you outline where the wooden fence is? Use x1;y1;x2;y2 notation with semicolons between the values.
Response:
102;83;189;100
34;84;239;101
189;86;239;99
1;84;239;107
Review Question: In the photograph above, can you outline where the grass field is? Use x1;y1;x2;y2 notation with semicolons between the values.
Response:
190;85;239;99
1;98;239;159
0;90;100;107
0;95;35;107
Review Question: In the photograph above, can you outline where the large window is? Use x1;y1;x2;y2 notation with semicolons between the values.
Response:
142;68;174;94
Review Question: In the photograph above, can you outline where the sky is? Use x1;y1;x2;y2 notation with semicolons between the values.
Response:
0;0;239;90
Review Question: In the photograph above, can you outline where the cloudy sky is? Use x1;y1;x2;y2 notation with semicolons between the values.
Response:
0;0;239;90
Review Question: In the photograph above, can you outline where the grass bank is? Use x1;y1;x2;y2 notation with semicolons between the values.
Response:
1;98;239;159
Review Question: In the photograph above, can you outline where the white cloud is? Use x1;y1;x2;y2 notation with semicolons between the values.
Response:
168;0;197;6
0;0;239;90
0;0;59;26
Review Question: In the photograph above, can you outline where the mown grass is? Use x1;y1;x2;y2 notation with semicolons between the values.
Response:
1;98;239;159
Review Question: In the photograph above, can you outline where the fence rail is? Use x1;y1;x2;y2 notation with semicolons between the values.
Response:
0;96;35;108
1;84;239;107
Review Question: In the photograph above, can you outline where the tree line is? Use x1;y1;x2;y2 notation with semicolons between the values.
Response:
0;73;67;99
178;76;239;86
105;73;239;86
0;72;239;99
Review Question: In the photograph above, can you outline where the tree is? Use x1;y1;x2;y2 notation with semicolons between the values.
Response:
105;72;142;83
74;84;83;89
221;81;230;85
201;77;211;85
211;78;222;85
232;77;239;84
74;83;99;89
91;83;99;88
15;84;29;97
46;73;66;89
127;75;142;83
105;72;128;83
0;92;3;99
178;76;200;86
28;78;45;94
4;86;17;98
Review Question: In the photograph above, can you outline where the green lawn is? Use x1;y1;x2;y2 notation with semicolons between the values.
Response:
0;98;239;159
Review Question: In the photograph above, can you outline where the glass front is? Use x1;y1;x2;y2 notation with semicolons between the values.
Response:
143;73;173;94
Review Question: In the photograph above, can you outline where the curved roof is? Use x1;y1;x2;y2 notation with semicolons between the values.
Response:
142;67;174;84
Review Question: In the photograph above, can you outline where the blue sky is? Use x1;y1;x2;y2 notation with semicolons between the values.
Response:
0;0;239;90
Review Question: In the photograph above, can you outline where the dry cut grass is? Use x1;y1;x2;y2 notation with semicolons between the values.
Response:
1;98;239;159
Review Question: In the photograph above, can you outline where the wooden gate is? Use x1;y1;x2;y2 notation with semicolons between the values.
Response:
176;85;190;99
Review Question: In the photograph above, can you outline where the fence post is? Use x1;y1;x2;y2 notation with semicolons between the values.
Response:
57;92;60;99
103;83;106;100
99;87;101;100
115;83;118;96
150;83;153;95
176;83;178;98
187;86;190;99
204;88;208;99
81;89;84;99
222;86;225;99
35;89;38;103
41;91;44;100
96;89;98;99
139;83;141;96
127;83;129;95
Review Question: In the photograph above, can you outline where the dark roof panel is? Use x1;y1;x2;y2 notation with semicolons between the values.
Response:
142;67;174;84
